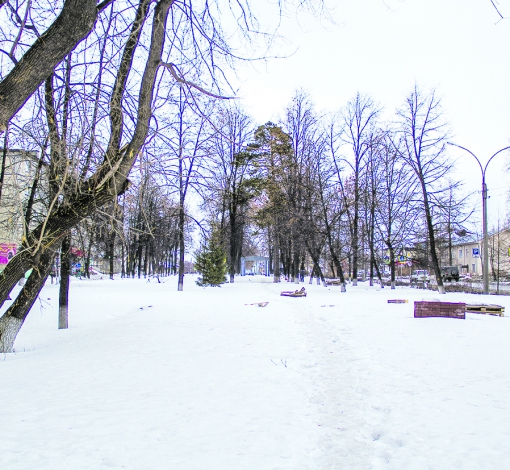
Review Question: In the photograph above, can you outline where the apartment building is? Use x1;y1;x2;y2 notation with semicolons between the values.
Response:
446;228;510;276
0;149;45;268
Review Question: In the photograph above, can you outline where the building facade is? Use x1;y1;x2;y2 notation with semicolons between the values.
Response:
0;149;44;269
445;229;510;276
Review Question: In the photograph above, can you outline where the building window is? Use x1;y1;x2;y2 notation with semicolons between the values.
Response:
472;264;476;272
459;249;463;258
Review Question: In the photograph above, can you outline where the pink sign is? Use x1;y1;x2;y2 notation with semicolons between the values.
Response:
0;243;17;265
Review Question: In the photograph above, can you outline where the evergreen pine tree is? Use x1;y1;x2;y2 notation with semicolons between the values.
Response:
195;228;228;286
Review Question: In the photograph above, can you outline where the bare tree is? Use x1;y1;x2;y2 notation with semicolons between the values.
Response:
374;131;419;289
336;93;380;286
396;84;453;294
205;104;255;282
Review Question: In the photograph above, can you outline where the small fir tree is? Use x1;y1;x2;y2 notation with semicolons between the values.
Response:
195;229;228;286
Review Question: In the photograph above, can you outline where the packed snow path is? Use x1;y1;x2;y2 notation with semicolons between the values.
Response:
1;276;510;469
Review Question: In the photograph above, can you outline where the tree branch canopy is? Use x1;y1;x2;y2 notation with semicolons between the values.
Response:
0;0;98;131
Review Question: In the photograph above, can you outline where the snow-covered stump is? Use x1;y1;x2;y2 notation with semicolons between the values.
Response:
0;315;23;353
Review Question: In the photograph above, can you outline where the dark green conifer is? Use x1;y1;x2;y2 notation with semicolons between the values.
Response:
195;228;228;286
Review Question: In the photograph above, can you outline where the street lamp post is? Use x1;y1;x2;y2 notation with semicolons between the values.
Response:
446;142;510;295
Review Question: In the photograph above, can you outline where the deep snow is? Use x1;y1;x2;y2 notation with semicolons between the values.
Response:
1;276;510;469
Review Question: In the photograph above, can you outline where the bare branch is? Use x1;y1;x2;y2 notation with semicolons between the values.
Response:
160;62;236;100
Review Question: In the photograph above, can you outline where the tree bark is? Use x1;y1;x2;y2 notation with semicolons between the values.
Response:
0;248;56;352
0;0;98;131
109;229;115;280
177;199;185;291
59;233;71;329
229;209;237;283
273;229;280;283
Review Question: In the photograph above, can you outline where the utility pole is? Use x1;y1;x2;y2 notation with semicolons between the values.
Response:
446;142;510;295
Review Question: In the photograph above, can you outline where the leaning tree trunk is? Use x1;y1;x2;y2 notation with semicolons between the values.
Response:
327;239;347;293
0;249;56;352
59;233;71;330
0;0;98;132
306;242;327;287
0;0;173;352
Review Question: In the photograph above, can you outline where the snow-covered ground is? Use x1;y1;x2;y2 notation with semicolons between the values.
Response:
1;276;510;469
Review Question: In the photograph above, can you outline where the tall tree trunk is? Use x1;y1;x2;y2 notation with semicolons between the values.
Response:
389;245;396;290
108;228;115;280
178;202;185;291
0;129;9;204
324;226;346;292
293;250;300;284
421;182;444;294
59;233;71;329
229;211;237;283
137;242;142;279
121;241;125;278
273;228;280;283
352;182;359;287
143;243;149;278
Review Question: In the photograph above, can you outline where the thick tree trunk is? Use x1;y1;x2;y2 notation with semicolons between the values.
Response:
0;177;131;309
59;233;71;329
0;0;173;358
0;0;98;131
0;249;56;352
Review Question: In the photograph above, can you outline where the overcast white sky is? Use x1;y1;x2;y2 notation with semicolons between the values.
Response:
232;0;510;228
